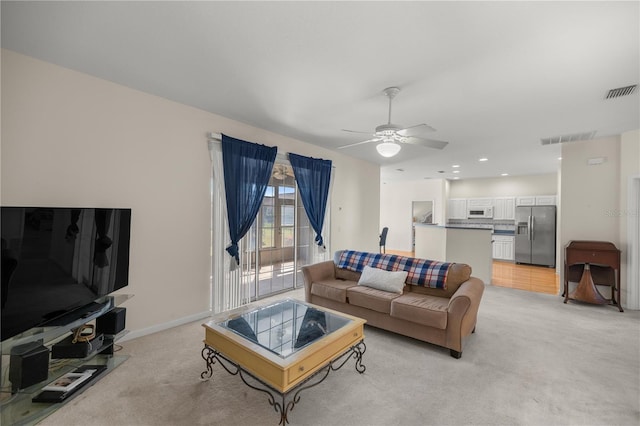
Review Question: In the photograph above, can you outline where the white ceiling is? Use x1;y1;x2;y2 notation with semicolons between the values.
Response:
2;1;638;182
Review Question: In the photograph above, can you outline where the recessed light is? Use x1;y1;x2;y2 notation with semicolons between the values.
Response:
501;173;509;176
478;158;488;162
453;177;460;180
558;157;562;160
453;170;460;174
452;164;460;168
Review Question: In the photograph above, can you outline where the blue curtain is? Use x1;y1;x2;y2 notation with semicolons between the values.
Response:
288;153;332;248
222;134;277;265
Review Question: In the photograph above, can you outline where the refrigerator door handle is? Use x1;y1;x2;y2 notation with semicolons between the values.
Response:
527;215;532;240
531;215;535;240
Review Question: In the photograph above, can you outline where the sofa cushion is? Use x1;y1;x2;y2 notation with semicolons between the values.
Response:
357;265;407;294
311;279;357;303
390;294;449;329
335;267;362;282
347;286;401;314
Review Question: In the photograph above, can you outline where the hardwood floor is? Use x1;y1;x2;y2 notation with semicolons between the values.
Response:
385;249;560;295
492;260;559;295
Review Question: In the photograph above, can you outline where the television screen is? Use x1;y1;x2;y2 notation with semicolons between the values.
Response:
1;207;131;341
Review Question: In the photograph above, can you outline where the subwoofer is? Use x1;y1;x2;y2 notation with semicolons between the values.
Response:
9;341;49;392
96;307;126;335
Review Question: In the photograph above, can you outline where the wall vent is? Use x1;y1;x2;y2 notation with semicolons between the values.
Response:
605;84;637;99
541;131;596;145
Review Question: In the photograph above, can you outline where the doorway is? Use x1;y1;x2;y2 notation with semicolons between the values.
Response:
240;163;325;301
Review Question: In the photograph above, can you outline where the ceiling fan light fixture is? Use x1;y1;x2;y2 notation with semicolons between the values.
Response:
376;141;401;157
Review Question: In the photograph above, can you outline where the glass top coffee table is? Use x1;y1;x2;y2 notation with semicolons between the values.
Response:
201;299;366;424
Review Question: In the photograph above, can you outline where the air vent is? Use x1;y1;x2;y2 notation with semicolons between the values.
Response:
541;131;596;145
605;84;637;99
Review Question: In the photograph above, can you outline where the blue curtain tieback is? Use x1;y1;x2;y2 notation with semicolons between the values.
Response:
226;244;240;265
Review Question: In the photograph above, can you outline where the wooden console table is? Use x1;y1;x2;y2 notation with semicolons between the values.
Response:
564;240;622;312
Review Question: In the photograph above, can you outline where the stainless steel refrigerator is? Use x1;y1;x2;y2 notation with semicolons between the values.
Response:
515;205;556;267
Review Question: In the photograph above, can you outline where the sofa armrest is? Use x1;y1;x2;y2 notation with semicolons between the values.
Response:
445;277;485;352
301;260;336;302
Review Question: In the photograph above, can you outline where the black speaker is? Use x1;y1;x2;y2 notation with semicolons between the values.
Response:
9;341;49;392
96;307;126;335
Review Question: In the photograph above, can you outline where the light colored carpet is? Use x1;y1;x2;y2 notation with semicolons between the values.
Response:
39;285;640;426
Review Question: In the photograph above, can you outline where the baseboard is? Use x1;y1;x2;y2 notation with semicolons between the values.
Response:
120;310;211;342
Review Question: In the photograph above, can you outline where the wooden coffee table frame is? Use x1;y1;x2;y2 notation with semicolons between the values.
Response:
201;302;366;424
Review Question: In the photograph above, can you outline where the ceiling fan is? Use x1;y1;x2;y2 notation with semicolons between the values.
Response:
272;164;294;180
338;87;448;158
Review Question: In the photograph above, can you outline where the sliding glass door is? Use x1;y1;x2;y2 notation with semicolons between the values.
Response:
240;163;327;301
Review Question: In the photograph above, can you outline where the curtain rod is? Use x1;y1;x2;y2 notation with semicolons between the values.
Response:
207;132;290;161
208;132;222;141
207;132;335;168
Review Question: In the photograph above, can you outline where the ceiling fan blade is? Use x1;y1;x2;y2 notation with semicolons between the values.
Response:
341;128;373;135
338;138;381;149
404;136;449;150
397;124;436;137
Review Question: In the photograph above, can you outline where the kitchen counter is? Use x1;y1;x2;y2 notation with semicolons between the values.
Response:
492;230;515;235
414;224;492;284
414;222;493;230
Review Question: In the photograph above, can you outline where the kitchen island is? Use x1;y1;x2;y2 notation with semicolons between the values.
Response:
414;223;493;284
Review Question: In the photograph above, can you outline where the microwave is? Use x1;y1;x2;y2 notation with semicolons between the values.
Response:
467;207;493;218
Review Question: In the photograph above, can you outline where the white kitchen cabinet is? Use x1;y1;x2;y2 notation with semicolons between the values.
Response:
467;198;493;207
492;235;514;260
516;195;556;206
535;195;556;205
516;196;536;206
447;198;467;220
505;237;514;260
493;197;515;220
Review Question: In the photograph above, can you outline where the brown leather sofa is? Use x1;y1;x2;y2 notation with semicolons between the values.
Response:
301;250;485;358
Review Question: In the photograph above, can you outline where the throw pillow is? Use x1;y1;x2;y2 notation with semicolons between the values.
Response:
357;265;407;294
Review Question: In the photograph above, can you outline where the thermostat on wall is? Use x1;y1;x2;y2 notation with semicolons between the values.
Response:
587;157;607;165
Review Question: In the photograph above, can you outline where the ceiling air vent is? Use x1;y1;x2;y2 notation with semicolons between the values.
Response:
605;84;637;99
541;131;596;146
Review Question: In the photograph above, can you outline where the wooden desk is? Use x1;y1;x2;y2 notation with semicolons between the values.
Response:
564;240;623;312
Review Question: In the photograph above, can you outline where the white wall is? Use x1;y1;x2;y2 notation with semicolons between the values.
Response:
380;179;447;252
448;173;558;198
1;49;380;336
619;130;640;308
561;136;621;244
559;134;639;307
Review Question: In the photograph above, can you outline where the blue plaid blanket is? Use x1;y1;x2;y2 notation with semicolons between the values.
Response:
336;250;451;290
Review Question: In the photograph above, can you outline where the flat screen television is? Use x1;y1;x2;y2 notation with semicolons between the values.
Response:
1;207;131;341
